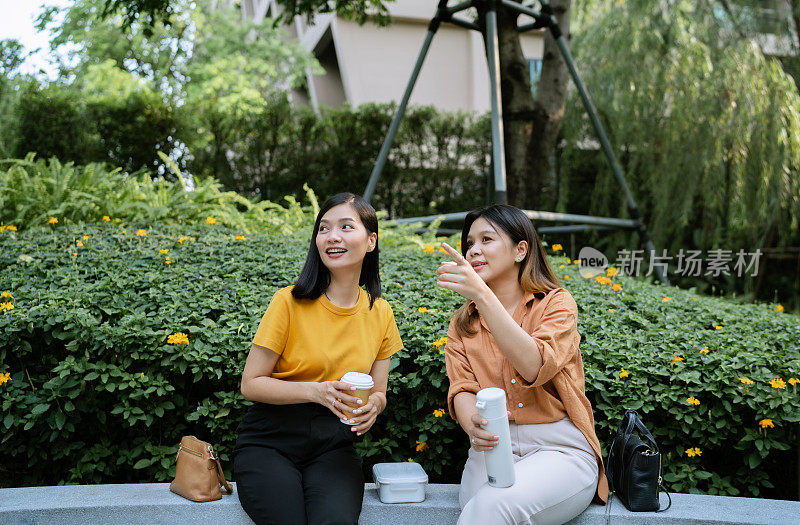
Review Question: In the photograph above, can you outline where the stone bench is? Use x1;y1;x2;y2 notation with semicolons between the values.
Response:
1;482;798;524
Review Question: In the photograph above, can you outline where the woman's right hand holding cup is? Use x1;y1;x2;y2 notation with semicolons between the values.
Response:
469;412;500;451
316;381;362;420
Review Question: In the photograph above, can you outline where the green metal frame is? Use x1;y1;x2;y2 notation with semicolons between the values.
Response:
362;0;670;286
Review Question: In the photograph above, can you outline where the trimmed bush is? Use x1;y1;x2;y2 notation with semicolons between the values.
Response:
0;218;798;499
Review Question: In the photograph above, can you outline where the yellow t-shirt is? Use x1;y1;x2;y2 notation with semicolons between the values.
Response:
252;286;403;382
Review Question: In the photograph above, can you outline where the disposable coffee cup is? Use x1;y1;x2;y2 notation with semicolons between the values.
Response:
339;372;374;421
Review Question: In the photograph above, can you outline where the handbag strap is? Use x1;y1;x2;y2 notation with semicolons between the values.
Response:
213;456;233;495
656;483;672;512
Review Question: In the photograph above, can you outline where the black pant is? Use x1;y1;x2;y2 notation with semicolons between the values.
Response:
233;402;364;525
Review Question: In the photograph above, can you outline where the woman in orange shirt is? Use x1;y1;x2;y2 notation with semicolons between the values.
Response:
234;193;403;525
437;204;607;525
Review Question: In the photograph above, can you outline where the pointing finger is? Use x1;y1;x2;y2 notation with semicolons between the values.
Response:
441;242;466;264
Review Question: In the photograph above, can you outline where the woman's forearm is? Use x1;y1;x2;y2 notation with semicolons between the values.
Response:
242;376;321;405
474;289;542;382
453;391;479;435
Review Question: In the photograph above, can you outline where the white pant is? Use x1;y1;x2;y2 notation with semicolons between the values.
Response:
458;418;599;525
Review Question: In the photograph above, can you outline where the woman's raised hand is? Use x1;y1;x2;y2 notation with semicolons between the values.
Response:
316;381;363;421
435;242;490;302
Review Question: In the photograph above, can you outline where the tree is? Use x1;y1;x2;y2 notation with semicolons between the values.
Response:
99;0;571;211
560;0;800;298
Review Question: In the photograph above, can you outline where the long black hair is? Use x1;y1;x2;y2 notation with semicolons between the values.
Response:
292;193;381;308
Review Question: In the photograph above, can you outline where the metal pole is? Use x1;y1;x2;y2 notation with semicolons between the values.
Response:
363;2;447;203
485;2;508;205
499;0;670;286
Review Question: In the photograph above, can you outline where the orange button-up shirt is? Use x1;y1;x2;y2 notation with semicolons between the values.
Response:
444;287;609;504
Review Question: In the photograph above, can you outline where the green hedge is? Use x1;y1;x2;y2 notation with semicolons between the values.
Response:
0;220;798;499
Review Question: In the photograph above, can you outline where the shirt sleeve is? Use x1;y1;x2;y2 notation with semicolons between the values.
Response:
528;292;580;388
444;319;481;419
252;288;291;354
377;303;403;360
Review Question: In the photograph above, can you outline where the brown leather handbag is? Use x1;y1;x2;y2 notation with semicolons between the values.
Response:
169;435;233;502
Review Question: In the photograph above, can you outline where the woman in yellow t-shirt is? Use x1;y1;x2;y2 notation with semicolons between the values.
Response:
233;193;403;525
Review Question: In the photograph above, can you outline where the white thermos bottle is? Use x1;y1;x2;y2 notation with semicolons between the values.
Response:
475;387;515;487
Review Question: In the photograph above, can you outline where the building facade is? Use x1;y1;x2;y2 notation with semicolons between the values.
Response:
241;0;545;112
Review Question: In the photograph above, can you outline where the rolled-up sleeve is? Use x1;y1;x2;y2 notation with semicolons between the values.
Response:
444;320;480;419
528;294;580;388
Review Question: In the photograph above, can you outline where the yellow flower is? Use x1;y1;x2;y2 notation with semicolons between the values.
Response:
136;229;147;237
432;337;448;347
439;349;445;355
0;292;13;299
776;304;784;312
618;368;629;378
396;282;403;287
699;347;709;354
75;240;83;247
236;236;247;241
758;418;775;429
72;252;77;257
662;297;671;303
159;249;169;254
206;216;217;225
606;267;618;277
739;377;754;385
612;284;622;292
788;378;798;386
48;217;58;224
5;225;17;231
433;408;445;418
102;216;111;222
686;397;700;406
559;264;565;269
685;447;702;457
178;236;188;243
82;235;88;240
715;325;722;330
0;302;14;312
672;355;684;363
167;332;189;345
552;244;563;252
0;372;11;385
563;275;570;279
769;378;786;389
122;230;126;234
608;308;615;313
418;307;428;313
165;258;172;265
595;276;612;285
407;458;414;462
415;441;428;452
423;245;434;253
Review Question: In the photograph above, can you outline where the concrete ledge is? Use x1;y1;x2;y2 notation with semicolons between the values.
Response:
1;482;798;524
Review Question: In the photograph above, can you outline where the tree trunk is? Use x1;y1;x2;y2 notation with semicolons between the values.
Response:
490;0;571;210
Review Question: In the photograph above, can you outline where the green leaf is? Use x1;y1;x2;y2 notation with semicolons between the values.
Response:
133;459;152;469
31;404;50;416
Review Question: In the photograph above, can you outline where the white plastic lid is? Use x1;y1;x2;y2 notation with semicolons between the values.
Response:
340;372;374;389
372;462;428;484
475;387;507;418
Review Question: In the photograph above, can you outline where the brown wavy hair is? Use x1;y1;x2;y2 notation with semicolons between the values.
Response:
452;205;561;337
